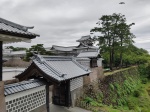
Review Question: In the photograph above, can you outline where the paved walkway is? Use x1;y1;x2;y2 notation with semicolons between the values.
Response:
43;104;92;112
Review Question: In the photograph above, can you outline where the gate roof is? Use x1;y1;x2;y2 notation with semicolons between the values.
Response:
16;55;91;83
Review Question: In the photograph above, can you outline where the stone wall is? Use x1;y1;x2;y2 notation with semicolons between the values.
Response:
71;86;83;107
98;67;140;105
72;58;104;107
83;67;104;85
76;66;140;107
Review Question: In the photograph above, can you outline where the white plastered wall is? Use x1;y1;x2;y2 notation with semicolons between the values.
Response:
5;86;46;112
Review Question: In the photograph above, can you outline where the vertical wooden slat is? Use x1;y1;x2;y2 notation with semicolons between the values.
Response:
46;84;50;112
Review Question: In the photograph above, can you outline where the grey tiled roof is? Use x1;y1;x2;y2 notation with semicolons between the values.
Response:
74;46;98;49
30;55;91;81
75;57;90;61
76;35;91;42
51;45;76;52
4;79;45;96
77;51;99;58
0;18;39;38
50;45;98;52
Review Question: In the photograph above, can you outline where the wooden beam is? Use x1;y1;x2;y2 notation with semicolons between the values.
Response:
46;84;50;112
0;41;2;81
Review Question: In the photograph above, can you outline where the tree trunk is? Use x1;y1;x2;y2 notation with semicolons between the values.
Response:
109;39;113;70
112;37;115;68
119;52;123;68
119;38;123;68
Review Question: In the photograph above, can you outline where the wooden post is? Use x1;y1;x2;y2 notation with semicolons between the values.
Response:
0;81;6;112
0;41;2;81
67;80;71;107
0;41;6;112
46;84;50;112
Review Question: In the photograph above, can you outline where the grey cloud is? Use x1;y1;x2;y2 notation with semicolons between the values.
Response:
134;42;150;49
1;0;150;51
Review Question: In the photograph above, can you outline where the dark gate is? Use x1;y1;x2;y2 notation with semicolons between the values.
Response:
52;81;71;107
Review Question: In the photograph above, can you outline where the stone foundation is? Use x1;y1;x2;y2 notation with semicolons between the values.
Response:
83;67;104;85
71;86;83;107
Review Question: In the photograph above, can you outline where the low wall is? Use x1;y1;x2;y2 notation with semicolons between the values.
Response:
3;68;25;80
5;86;46;112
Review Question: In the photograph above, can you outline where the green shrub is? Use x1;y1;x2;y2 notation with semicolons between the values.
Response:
127;100;136;110
84;97;93;103
133;90;140;97
141;78;148;84
138;63;150;79
109;83;115;91
138;64;147;77
141;108;149;112
114;83;120;91
96;92;103;103
134;106;141;112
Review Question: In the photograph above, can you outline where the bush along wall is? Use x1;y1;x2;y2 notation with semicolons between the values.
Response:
78;67;141;112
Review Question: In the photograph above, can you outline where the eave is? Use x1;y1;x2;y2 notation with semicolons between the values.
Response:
0;34;32;43
15;62;60;84
0;30;39;39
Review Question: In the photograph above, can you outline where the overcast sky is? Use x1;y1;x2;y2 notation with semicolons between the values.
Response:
1;0;150;52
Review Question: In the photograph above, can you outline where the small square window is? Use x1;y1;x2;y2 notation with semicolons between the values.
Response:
9;101;12;104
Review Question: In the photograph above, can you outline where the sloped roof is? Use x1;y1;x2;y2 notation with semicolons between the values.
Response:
50;45;98;51
74;46;98;49
76;35;91;42
16;55;91;82
77;51;99;58
0;18;39;42
51;45;76;52
4;79;45;96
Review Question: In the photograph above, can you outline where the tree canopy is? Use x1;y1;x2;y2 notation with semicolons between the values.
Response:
25;44;52;61
91;13;150;69
6;46;27;51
